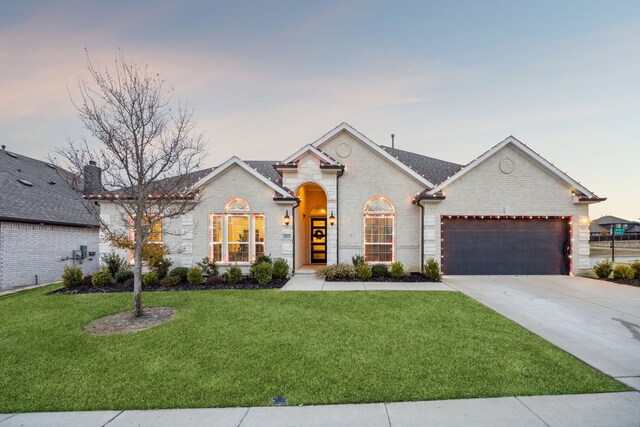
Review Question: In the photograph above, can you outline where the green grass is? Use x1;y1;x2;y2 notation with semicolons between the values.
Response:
0;286;625;412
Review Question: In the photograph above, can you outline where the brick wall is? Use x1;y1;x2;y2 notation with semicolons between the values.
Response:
422;144;591;275
0;221;99;290
318;131;425;271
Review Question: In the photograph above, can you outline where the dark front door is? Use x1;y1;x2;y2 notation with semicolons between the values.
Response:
310;217;327;264
441;218;570;275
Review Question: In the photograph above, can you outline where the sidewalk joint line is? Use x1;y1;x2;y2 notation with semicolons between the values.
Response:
383;403;392;427
515;396;550;427
236;407;250;427
102;410;124;426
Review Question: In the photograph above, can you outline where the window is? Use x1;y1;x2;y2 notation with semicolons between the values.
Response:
209;214;223;262
364;196;394;263
208;198;265;263
128;214;163;263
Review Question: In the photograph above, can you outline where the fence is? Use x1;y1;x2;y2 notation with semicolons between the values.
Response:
590;234;640;242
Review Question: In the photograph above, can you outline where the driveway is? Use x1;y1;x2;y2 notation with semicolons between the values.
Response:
442;275;640;390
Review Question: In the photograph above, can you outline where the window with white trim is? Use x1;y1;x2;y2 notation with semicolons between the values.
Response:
363;196;394;263
208;198;265;264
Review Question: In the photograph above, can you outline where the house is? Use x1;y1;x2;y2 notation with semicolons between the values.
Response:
0;146;100;291
590;215;640;240
95;123;603;276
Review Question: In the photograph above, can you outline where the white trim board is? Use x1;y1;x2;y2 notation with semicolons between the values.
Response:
281;144;340;165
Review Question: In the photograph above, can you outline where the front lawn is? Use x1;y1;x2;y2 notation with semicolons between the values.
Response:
0;286;625;412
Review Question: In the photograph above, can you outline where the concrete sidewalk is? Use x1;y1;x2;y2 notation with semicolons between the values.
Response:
1;392;638;426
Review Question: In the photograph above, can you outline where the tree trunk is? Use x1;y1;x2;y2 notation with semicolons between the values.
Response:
133;230;144;317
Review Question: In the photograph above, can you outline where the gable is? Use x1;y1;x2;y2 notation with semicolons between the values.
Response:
439;144;583;210
312;123;434;188
428;136;599;198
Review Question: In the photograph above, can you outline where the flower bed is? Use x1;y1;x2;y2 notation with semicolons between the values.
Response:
50;277;289;294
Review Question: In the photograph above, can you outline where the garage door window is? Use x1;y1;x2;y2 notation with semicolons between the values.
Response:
364;196;395;263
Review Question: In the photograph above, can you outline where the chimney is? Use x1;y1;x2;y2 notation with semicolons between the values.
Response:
391;134;395;148
83;160;102;194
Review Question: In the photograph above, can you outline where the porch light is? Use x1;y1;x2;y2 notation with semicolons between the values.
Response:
283;210;291;226
329;211;336;226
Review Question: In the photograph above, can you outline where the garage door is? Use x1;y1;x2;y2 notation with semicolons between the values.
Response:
441;217;570;275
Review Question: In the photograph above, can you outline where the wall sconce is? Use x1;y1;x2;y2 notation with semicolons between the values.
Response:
329;211;336;226
283;210;291;226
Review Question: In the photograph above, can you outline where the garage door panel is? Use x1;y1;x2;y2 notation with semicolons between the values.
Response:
442;218;568;275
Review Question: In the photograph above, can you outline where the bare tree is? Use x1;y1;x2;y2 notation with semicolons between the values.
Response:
55;50;206;317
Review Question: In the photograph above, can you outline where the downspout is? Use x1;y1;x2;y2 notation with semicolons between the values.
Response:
291;200;300;275
336;168;344;264
418;200;425;273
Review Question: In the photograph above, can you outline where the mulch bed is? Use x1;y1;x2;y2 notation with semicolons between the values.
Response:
50;278;289;295
84;307;175;335
324;273;440;283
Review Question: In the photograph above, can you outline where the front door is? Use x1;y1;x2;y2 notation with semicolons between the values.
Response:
310;217;327;264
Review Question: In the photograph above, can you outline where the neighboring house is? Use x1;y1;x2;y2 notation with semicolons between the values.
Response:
590;215;640;239
94;123;604;276
0;146;99;291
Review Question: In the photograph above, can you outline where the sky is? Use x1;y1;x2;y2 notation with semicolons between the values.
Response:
1;0;639;220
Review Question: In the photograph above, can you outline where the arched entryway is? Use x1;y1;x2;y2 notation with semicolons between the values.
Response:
295;182;328;268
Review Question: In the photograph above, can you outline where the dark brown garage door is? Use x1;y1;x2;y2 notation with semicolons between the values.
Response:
441;217;570;275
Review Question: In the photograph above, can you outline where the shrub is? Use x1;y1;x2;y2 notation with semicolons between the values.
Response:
81;275;93;287
424;258;442;280
101;251;128;277
92;269;113;287
356;264;372;280
254;261;273;285
390;261;405;278
317;263;356;281
613;264;636;280
187;267;204;285
629;260;640;279
168;267;189;283
150;256;172;279
142;271;159;287
159;276;181;288
352;254;366;267
62;265;83;288
593;259;614;279
123;278;134;287
195;257;219;277
205;275;223;286
227;266;243;284
371;264;389;278
115;270;134;284
250;254;273;278
272;258;289;279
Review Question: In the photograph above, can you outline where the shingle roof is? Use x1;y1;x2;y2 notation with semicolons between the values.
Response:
0;149;98;227
379;146;464;186
593;215;638;226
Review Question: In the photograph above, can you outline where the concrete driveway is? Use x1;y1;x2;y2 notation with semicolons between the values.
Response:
442;275;640;390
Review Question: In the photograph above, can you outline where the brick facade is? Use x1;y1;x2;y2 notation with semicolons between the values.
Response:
0;221;99;291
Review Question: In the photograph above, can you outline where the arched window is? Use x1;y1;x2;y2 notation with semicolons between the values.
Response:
225;197;250;212
209;197;264;263
363;196;394;263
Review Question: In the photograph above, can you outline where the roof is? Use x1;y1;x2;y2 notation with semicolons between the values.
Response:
380;146;463;188
593;215;639;226
0;149;98;227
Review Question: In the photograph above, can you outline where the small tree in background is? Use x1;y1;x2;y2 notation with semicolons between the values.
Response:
55;50;206;317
